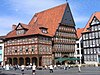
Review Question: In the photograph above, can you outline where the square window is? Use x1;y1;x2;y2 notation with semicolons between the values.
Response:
0;46;2;50
77;43;79;48
20;47;23;52
15;50;17;53
26;48;28;52
77;50;79;54
32;46;34;52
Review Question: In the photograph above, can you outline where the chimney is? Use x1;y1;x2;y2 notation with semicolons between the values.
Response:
12;25;16;30
77;28;80;29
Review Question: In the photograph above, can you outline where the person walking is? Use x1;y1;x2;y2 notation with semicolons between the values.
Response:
21;65;25;75
49;64;53;73
54;65;57;70
32;64;36;75
65;63;68;70
78;64;81;72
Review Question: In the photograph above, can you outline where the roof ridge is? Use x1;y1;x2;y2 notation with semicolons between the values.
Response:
83;12;100;33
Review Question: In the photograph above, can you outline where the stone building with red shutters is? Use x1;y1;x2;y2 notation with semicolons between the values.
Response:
4;3;77;66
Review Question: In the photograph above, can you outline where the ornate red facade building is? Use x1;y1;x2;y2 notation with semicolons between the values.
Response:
4;3;77;66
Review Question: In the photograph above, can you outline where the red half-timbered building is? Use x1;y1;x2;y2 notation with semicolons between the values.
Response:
4;3;77;66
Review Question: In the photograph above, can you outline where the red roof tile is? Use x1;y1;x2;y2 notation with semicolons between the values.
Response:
83;12;100;33
6;3;68;38
76;28;84;38
28;3;67;36
20;23;29;29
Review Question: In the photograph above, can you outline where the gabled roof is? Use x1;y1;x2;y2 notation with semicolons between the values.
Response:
6;23;29;38
15;23;29;30
83;12;100;33
20;23;29;29
28;3;67;36
6;3;69;38
76;28;84;39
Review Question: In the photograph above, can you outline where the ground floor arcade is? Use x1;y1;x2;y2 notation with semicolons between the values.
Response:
5;55;52;66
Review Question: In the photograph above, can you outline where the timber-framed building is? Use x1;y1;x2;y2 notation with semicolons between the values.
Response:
4;3;77;66
82;12;100;66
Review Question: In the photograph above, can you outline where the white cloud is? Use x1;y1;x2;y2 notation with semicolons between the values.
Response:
74;16;89;23
73;16;89;28
8;0;65;15
0;16;26;36
0;29;10;36
0;0;65;36
0;16;24;28
0;0;90;35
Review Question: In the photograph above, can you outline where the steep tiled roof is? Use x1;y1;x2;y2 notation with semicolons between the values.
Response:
76;28;84;39
6;3;68;38
6;23;29;38
20;23;29;29
83;12;100;33
28;3;67;36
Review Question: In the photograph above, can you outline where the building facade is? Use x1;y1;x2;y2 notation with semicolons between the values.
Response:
82;12;100;66
0;36;4;66
4;3;77;66
74;28;84;64
52;3;77;64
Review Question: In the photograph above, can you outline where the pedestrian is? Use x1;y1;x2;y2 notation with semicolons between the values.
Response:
14;65;17;71
5;64;10;70
78;64;81;72
32;64;36;75
68;65;70;69
21;65;25;75
54;65;57;70
44;65;47;70
49;64;53;73
65;63;68;70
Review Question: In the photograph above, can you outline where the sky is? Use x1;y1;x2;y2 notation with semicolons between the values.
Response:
0;0;100;36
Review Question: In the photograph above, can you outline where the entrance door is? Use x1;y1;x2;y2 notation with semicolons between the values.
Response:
32;57;37;66
13;58;18;65
25;57;30;66
19;57;24;66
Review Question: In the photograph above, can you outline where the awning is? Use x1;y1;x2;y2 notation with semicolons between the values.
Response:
55;57;66;63
55;57;80;62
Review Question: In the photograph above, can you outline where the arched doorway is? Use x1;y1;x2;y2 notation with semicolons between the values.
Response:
8;58;12;65
19;57;24;66
32;57;37;66
25;57;30;66
13;58;18;65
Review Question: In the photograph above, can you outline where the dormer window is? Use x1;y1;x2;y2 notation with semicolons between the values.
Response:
16;30;25;35
16;23;28;35
87;28;91;31
91;17;100;25
39;27;48;34
42;29;48;34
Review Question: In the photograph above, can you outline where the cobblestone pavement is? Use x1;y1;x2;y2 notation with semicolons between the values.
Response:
0;66;100;75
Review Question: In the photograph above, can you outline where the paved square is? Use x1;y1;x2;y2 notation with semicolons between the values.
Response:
0;66;100;75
